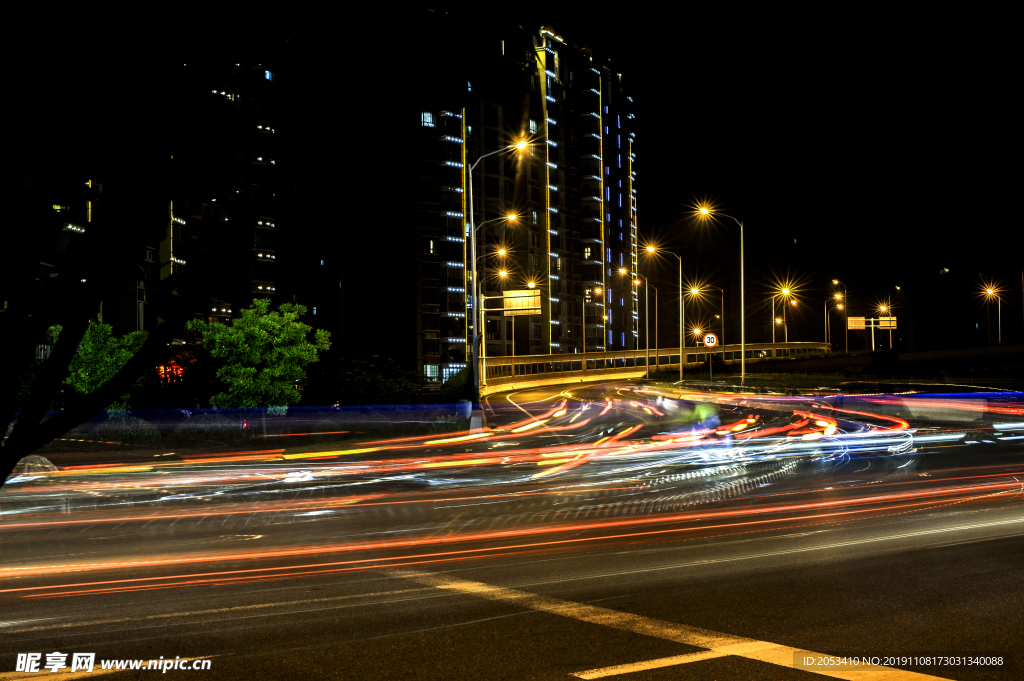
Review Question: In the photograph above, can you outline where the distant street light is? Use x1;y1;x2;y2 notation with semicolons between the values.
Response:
623;269;656;377
983;286;1002;344
583;286;603;355
644;245;683;381
697;207;747;383
832;280;849;353
468;140;528;396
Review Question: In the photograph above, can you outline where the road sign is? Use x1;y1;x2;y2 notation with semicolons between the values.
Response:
847;316;865;330
878;316;897;329
502;289;541;316
704;333;718;348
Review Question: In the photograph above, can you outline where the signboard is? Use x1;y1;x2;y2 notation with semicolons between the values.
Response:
878;316;897;329
703;333;718;348
847;316;866;330
503;289;541;316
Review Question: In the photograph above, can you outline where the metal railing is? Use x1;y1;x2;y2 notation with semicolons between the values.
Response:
482;342;831;387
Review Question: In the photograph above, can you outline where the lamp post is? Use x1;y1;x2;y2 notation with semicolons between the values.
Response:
583;286;602;357
771;288;792;344
623;269;655;378
832;280;848;353
645;246;683;382
878;304;893;349
693;285;725;346
697;208;746;384
468;140;527;398
984;288;1002;344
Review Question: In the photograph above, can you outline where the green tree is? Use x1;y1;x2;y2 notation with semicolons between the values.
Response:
187;299;330;407
17;320;149;412
57;320;149;410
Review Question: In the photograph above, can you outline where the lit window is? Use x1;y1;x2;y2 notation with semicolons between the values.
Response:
265;70;273;81
467;81;472;92
531;210;538;225
424;364;439;382
421;112;435;127
313;307;317;315
429;239;435;254
529;119;538;134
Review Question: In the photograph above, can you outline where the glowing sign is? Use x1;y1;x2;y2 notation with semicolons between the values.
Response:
703;333;718;347
503;289;541;317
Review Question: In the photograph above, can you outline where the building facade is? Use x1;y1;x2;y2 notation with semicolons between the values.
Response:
167;60;282;339
413;23;639;384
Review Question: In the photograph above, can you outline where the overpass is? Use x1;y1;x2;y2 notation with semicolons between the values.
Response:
480;341;831;396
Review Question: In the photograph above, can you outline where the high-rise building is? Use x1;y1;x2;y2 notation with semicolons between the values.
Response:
167;59;282;339
409;21;639;384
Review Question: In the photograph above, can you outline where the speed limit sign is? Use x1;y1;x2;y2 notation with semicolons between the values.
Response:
703;333;718;347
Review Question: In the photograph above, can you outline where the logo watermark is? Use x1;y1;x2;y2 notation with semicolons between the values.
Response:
15;653;211;673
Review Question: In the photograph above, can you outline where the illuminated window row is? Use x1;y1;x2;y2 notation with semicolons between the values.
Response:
211;307;233;313
441;135;463;143
445;236;464;242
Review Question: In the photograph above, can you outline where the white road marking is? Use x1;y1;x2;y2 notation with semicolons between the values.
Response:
392;570;951;680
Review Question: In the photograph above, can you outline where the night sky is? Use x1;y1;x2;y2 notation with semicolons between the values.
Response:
16;9;1019;352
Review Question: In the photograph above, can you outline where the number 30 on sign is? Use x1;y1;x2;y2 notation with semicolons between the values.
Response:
703;333;718;347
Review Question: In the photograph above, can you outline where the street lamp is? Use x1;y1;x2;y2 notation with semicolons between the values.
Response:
771;288;794;343
468;140;527;396
696;207;746;384
645;245;683;382
832;280;848;353
983;287;1001;344
692;285;725;346
583;286;603;356
622;268;656;377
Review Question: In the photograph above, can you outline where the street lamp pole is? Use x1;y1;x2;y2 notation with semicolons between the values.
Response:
699;209;745;385
468;141;526;398
624;270;652;378
832;280;848;353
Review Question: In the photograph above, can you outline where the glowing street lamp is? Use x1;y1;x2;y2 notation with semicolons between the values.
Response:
983;286;1002;344
696;206;746;384
832;280;849;353
644;245;684;382
622;269;656;376
691;285;725;347
468;140;528;393
583;286;603;356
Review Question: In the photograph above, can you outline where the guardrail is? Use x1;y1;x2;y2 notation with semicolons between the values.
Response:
482;342;831;389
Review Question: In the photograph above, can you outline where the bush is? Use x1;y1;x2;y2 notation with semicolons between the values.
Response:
172;413;244;442
92;412;161;444
431;415;470;433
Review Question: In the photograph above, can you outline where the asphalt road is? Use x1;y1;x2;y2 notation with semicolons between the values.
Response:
1;380;1022;680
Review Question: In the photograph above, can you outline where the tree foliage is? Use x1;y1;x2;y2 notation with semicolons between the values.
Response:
187;299;330;408
54;320;149;410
